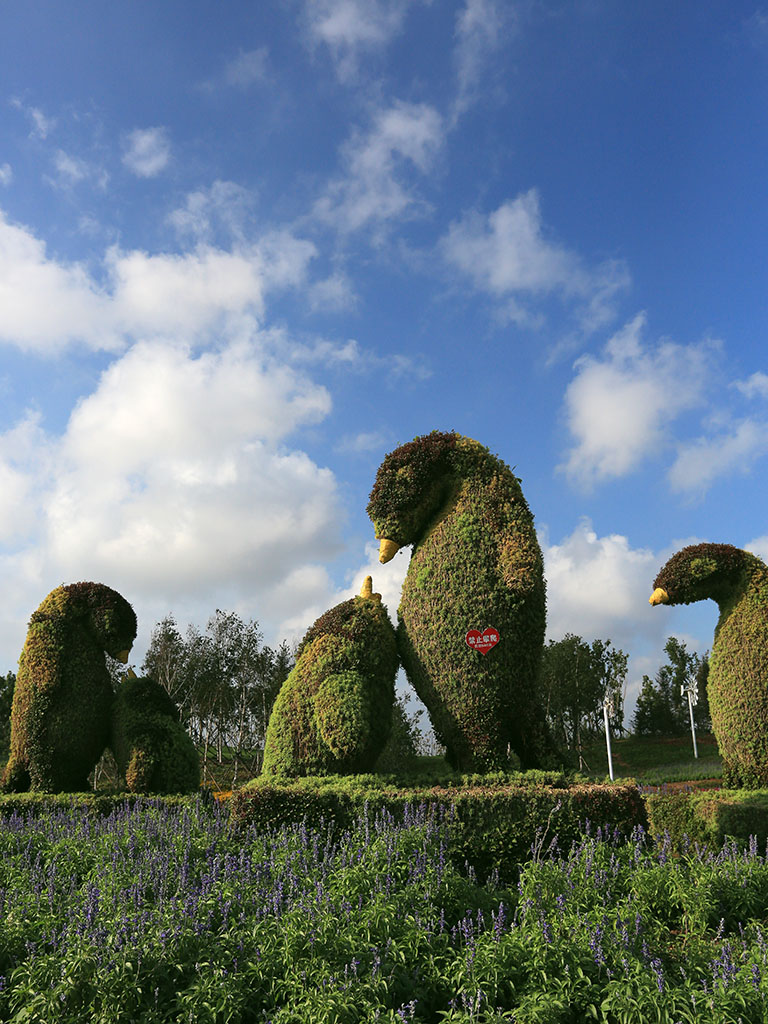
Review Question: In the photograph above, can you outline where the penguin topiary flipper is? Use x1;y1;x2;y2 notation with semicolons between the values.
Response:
313;670;372;764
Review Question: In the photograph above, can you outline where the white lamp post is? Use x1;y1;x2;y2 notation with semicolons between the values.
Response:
603;694;614;781
681;681;699;759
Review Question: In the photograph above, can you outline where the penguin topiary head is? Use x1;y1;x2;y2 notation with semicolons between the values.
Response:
649;543;752;607
367;431;458;562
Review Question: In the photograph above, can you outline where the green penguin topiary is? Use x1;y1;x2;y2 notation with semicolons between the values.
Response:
650;542;768;789
110;673;200;794
367;431;553;772
1;582;137;793
261;576;398;777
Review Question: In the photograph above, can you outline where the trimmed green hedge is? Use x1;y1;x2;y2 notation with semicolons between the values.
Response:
232;773;646;883
0;790;214;818
645;787;768;851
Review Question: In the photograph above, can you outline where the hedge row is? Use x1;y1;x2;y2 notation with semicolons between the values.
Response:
231;772;646;883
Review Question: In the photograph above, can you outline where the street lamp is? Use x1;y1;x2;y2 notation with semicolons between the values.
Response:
681;680;699;759
603;694;614;781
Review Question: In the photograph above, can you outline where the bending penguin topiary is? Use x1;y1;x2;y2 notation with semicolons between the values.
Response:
1;582;137;793
650;542;768;788
110;672;200;794
261;576;398;777
367;431;552;772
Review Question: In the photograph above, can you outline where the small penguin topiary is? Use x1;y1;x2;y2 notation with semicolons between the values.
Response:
261;577;398;777
367;431;553;772
110;672;200;794
1;582;137;793
650;542;768;789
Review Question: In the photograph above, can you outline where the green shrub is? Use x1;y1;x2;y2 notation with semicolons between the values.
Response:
110;675;200;794
646;787;768;852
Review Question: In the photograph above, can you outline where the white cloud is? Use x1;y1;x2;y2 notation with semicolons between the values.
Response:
441;190;629;328
542;518;661;645
540;519;720;727
304;0;412;79
746;535;768;563
0;335;342;669
668;419;768;495
0;210;116;352
734;370;768;399
0;209;317;353
0;164;12;187
10;99;55;139
335;430;392;454
122;127;171;178
559;314;716;488
308;271;357;311
167;180;257;242
453;0;507;117
314;100;443;234
47;150;109;191
224;47;269;87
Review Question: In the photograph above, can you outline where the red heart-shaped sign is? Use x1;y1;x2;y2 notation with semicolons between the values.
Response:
465;628;500;655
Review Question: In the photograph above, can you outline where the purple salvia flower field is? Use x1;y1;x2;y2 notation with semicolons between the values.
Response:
0;800;766;1020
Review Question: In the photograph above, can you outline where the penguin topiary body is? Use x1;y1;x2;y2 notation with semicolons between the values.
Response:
110;674;200;794
650;542;768;788
1;582;137;792
261;577;398;777
367;432;551;771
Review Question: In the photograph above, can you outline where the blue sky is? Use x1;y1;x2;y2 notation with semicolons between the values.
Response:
1;1;767;730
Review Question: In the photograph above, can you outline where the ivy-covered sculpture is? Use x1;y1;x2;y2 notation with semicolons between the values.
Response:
261;577;398;777
650;542;768;788
110;672;200;794
1;582;137;793
367;431;552;771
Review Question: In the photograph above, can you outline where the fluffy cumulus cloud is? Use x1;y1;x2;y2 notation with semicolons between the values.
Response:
0;209;317;353
540;519;719;723
122;127;171;178
304;0;412;79
542;519;661;645
314;100;443;234
0;163;13;187
559;314;716;489
0;210;117;351
0;334;344;666
441;189;629;329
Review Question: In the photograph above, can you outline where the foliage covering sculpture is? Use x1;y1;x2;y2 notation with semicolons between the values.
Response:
1;582;137;793
111;672;200;794
261;577;398;777
650;542;768;788
367;431;553;771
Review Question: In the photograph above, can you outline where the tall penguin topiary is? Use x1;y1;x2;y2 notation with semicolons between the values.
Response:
650;542;768;789
261;577;398;777
1;582;137;792
111;672;200;794
367;431;551;771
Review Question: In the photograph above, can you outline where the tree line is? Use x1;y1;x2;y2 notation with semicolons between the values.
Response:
0;617;712;780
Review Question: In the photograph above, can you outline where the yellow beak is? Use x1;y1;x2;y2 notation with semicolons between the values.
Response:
649;588;669;606
378;538;400;564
